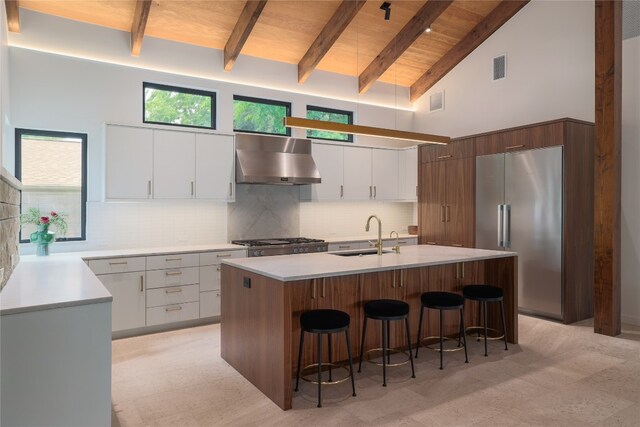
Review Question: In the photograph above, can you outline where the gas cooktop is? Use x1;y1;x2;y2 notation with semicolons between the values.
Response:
231;237;328;257
231;237;324;247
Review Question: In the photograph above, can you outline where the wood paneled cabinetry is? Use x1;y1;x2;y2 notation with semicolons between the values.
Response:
419;138;475;247
105;124;235;201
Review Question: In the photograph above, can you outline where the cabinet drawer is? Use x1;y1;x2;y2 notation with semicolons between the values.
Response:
146;266;199;289
421;139;474;162
146;284;200;308
88;257;146;275
146;253;199;271
146;302;199;326
200;265;221;292
200;290;221;318
199;250;246;266
328;242;368;251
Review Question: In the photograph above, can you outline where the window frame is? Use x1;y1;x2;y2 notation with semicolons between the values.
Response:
15;128;88;243
233;95;292;136
306;105;354;143
143;82;217;130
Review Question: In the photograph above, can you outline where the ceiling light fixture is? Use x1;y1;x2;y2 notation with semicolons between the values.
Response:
380;2;391;21
425;26;432;33
283;116;450;145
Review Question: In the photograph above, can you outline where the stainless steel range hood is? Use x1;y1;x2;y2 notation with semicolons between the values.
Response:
235;133;321;185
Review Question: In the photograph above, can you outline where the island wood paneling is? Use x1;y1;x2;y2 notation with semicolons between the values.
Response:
220;265;291;410
222;256;518;410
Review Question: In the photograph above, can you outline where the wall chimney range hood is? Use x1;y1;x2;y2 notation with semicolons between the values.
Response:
235;133;321;185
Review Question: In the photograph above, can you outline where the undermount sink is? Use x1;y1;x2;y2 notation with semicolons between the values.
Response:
330;249;393;257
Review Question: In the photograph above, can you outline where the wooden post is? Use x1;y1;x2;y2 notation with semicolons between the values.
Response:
594;0;622;336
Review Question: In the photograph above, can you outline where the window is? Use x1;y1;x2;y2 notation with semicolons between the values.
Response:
15;129;87;242
143;82;216;129
306;105;353;142
233;95;291;136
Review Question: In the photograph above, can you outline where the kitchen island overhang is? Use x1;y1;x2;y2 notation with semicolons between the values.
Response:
220;245;518;410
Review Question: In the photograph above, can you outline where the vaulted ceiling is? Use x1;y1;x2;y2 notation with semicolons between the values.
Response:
6;0;529;102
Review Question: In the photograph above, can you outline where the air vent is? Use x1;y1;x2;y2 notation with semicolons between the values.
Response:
493;54;507;81
429;90;444;113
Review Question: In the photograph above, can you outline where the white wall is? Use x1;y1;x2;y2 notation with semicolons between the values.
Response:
8;10;416;253
621;36;640;325
0;0;10;170
412;0;595;138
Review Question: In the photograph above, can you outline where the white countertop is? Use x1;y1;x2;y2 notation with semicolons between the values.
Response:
76;243;246;260
222;244;516;282
0;254;112;316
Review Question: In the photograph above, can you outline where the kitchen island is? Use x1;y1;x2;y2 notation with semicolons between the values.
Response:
221;245;517;410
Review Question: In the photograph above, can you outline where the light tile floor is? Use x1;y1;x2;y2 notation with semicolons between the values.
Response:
112;316;640;427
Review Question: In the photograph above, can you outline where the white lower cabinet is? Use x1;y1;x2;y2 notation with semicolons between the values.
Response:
146;284;200;308
146;302;200;326
96;271;146;332
200;290;221;318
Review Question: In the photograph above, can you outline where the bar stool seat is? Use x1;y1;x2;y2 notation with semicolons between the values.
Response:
358;299;416;387
295;309;356;408
415;291;469;369
364;299;410;319
462;284;508;357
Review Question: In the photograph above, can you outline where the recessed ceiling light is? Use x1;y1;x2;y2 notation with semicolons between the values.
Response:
425;26;432;33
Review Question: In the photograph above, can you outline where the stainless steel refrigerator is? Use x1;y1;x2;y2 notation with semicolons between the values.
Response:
476;146;563;319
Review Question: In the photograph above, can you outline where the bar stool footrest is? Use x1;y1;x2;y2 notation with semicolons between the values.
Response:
300;363;352;385
465;326;505;341
419;336;466;352
364;347;411;367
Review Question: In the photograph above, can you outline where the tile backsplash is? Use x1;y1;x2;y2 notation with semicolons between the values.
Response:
300;201;417;239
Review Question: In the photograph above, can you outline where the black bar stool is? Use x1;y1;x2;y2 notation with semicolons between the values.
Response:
357;299;416;387
294;309;356;408
415;291;469;369
463;284;508;356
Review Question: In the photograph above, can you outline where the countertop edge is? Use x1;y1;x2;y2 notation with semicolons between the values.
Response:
0;296;112;316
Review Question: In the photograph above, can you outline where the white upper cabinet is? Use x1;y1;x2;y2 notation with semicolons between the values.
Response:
398;147;418;201
343;146;372;201
303;143;344;201
105;125;153;199
153;130;196;199
195;133;235;201
372;149;399;201
105;125;235;201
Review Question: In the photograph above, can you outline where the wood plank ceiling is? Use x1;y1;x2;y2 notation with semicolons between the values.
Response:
13;0;528;102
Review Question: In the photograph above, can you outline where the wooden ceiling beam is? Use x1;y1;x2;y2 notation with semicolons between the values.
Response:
224;0;268;71
298;0;366;84
410;0;529;103
130;0;152;57
358;0;453;94
5;0;20;33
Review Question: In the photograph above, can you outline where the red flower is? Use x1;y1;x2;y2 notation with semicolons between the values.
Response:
40;216;50;224
50;211;58;217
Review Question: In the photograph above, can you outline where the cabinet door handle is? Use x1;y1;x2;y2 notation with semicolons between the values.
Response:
140;275;144;292
311;280;316;300
165;270;183;276
400;269;404;288
441;205;446;222
451;243;464;247
229;182;233;197
322;278;326;298
148;180;152;197
165;288;183;294
437;154;452;160
109;261;128;265
369;186;372;198
191;181;195;196
398;241;407;245
392;270;396;288
456;263;460;280
506;144;525;150
165;306;182;312
166;257;182;261
216;253;232;258
462;263;465;278
340;185;344;198
338;245;350;249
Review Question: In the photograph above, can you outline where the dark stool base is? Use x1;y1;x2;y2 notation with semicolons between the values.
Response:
463;289;509;357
